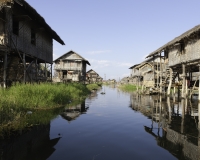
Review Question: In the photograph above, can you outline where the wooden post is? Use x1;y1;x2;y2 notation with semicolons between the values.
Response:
3;53;7;88
199;65;200;102
198;103;200;158
160;53;162;94
139;69;141;93
167;97;171;124
153;55;155;89
182;63;186;98
173;86;176;96
45;62;47;78
157;59;159;90
51;64;53;82
23;53;26;83
181;98;185;134
35;59;38;83
167;68;173;96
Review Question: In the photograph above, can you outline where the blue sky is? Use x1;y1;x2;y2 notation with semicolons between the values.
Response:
27;0;200;80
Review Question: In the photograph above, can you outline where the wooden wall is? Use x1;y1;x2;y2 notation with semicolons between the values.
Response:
5;7;53;63
169;38;200;67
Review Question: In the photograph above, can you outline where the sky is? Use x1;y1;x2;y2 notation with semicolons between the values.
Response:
27;0;200;80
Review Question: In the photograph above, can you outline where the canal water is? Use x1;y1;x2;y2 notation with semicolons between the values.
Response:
0;85;200;160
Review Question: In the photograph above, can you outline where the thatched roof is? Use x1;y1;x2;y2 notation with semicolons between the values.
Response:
54;50;91;65
146;25;200;58
0;0;65;45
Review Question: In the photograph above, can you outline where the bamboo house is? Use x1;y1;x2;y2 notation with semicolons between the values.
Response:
0;0;65;87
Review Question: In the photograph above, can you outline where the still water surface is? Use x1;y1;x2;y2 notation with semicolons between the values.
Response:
1;86;200;160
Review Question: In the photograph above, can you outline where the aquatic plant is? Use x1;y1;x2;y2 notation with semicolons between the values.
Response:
118;84;138;92
86;83;101;90
0;83;90;110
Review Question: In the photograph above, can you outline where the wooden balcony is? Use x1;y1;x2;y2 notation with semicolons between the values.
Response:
54;65;82;71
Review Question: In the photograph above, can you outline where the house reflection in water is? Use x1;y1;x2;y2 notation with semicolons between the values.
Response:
61;99;89;121
0;124;60;160
130;93;200;160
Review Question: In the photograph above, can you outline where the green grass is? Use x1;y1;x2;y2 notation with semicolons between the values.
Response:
118;84;138;92
0;83;90;110
86;83;101;90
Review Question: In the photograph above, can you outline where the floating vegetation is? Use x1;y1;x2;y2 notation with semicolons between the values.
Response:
118;84;138;92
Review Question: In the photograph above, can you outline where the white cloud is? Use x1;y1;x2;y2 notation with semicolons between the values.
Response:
87;50;111;55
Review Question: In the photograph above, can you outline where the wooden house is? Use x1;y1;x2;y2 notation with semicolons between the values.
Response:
53;50;90;82
86;69;102;83
0;0;65;87
146;25;200;97
129;64;139;85
135;56;164;94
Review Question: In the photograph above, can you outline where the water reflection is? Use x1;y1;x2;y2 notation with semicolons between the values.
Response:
130;93;200;160
0;123;61;160
61;100;89;121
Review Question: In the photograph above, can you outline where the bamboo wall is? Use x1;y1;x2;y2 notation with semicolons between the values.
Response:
5;7;53;63
169;39;200;67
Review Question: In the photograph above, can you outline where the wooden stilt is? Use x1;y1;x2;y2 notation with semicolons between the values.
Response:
160;53;162;94
45;62;47;78
167;68;173;96
51;64;53;82
35;59;38;83
3;53;7;88
199;66;200;102
157;60;159;90
181;98;185;134
167;97;171;124
23;53;26;83
182;64;186;98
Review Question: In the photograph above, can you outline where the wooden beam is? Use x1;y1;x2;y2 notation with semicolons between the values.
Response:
3;53;7;88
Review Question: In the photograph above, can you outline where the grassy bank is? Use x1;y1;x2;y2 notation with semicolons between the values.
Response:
0;83;101;138
118;84;138;92
0;83;91;110
86;83;101;90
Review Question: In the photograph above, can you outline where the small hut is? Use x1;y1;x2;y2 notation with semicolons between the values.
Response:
53;50;90;82
86;69;102;83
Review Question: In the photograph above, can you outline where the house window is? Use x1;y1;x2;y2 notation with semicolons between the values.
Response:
31;29;36;45
13;20;19;35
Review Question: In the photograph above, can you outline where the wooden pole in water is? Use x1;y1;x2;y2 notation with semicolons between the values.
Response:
167;97;171;124
3;53;7;88
181;98;185;134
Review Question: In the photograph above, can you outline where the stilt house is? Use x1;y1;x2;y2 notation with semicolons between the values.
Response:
135;56;164;93
53;50;90;82
129;64;139;85
0;0;65;87
146;25;200;96
86;69;102;83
